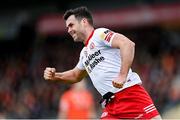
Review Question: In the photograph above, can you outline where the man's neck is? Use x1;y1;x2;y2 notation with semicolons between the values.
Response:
83;27;94;45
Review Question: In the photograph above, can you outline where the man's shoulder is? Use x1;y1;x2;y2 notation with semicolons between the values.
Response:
94;27;113;41
95;27;110;33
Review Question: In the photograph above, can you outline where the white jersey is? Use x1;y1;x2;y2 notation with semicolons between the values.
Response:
76;28;142;96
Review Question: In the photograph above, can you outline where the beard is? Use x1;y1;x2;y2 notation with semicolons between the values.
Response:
73;37;83;42
72;32;84;42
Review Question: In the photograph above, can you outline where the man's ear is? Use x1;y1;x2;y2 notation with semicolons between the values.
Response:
82;18;87;24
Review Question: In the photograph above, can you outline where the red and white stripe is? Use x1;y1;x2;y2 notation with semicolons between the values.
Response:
144;104;156;114
104;32;114;42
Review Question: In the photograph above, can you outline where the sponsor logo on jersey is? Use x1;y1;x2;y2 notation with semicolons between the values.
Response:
105;32;114;42
84;50;105;73
100;29;114;42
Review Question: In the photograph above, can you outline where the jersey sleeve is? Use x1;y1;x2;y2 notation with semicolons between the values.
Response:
76;49;85;70
96;28;117;47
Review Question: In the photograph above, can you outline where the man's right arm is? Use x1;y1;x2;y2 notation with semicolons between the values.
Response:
44;67;88;84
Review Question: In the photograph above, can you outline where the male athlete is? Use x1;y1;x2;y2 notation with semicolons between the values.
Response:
44;6;161;119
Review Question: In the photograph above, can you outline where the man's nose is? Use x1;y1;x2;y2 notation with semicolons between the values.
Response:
68;28;72;34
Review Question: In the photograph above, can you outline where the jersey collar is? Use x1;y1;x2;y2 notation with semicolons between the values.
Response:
85;30;94;46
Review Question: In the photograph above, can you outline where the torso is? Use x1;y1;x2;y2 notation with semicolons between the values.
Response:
77;28;142;95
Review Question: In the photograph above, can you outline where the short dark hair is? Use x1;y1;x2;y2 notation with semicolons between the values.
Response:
63;6;93;26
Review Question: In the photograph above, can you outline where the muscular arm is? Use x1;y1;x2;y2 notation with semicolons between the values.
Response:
55;67;87;84
111;33;135;84
44;67;88;84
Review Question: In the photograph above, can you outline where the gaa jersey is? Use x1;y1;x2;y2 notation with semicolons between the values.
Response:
76;28;142;96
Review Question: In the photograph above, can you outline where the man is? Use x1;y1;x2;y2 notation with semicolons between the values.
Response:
44;6;161;119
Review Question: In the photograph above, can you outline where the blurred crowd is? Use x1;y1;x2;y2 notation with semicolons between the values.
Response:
0;27;180;119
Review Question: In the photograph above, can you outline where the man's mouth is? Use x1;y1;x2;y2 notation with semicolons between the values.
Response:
70;32;75;38
72;33;76;39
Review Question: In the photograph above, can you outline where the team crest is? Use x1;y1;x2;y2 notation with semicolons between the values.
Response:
90;42;95;49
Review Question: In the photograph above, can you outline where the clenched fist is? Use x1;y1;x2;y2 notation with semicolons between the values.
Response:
112;76;126;89
44;67;56;80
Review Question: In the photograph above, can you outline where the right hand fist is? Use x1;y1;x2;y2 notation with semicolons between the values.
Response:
44;67;56;80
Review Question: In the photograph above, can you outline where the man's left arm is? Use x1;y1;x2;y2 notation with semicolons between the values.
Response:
111;33;135;88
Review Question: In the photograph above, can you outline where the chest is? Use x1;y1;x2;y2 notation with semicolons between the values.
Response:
82;42;106;73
